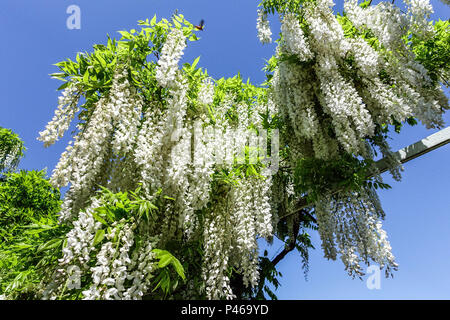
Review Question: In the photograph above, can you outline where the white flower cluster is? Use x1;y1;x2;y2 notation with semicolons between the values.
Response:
316;54;375;154
202;197;235;300
111;81;143;157
386;58;447;129
343;0;446;128
272;0;447;162
272;54;339;161
133;72;201;242
0;145;21;174
201;134;273;298
305;1;351;57
49;68;143;222
256;9;272;44
82;222;136;300
37;83;80;147
134;107;168;197
40;25;279;299
42;200;102;299
346;1;409;49
59;201;102;267
281;13;313;61
198;78;215;106
183;120;215;237
348;37;380;77
155;28;187;88
315;189;398;278
122;237;158;299
41;193;160;300
231;173;272;287
269;0;447;278
404;0;435;39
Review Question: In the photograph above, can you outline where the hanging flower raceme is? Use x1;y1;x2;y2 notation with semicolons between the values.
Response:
315;189;398;278
404;0;435;39
155;28;187;88
256;9;272;44
0;127;25;175
37;82;80;148
263;0;448;280
281;13;313;60
41;193;161;300
270;0;448;159
49;67;143;222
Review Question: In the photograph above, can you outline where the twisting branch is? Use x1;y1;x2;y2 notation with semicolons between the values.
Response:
254;209;310;298
271;211;302;267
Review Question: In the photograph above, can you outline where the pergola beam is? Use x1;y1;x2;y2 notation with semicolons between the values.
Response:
280;126;450;219
375;126;450;174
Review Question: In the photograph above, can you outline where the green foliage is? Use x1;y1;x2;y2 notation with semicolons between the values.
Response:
151;249;186;298
358;0;371;9
51;14;200;131
259;0;314;15
294;155;391;205
257;253;282;300
0;127;25;177
410;20;450;86
0;170;61;241
0;170;65;299
231;250;283;300
91;186;160;228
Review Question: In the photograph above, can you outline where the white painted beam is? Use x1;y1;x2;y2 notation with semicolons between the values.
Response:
375;126;450;173
280;127;450;219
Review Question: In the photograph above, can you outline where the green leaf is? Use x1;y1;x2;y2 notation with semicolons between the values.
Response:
92;210;108;225
57;81;70;91
189;33;199;41
83;70;89;84
173;20;181;29
105;208;116;222
150;15;157;26
96;54;107;68
158;254;172;268
191;56;200;70
171;258;186;280
359;0;371;8
92;229;105;246
37;238;62;253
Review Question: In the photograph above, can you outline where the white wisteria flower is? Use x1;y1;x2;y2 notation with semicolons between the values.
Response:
155;28;187;88
257;9;272;44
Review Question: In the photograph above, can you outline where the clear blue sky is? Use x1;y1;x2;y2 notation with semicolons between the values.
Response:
0;0;449;299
